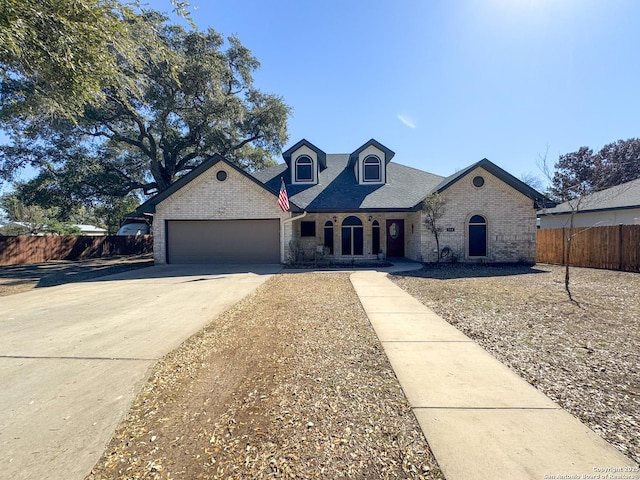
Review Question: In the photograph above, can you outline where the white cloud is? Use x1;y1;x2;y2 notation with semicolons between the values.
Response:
397;114;416;129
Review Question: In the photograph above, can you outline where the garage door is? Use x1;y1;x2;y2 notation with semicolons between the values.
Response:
166;220;280;264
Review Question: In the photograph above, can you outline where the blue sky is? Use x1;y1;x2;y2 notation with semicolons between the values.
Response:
146;0;639;183
8;0;640;190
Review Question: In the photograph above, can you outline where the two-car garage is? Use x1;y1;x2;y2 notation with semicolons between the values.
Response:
166;219;280;264
138;155;289;265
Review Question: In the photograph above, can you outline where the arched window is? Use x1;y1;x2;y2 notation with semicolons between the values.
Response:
324;221;334;255
341;216;364;256
295;155;313;182
372;220;380;254
363;155;381;182
468;215;487;257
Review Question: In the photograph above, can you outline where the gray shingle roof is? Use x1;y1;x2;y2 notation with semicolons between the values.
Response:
135;142;551;216
253;154;444;212
539;177;640;215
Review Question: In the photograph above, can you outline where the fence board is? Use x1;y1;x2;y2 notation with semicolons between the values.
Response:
622;225;640;272
537;225;640;272
0;235;152;266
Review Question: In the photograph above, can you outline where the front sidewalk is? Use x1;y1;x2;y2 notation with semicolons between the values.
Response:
350;270;638;480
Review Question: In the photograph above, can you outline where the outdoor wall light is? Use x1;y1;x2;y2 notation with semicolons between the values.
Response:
368;215;372;221
333;216;337;222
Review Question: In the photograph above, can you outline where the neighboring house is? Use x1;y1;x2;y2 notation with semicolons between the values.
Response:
136;139;548;265
538;177;640;229
74;224;108;236
0;222;107;236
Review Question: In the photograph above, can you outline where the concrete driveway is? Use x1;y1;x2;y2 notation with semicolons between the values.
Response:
0;264;280;480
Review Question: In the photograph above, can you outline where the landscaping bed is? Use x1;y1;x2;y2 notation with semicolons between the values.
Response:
87;273;443;479
390;263;640;464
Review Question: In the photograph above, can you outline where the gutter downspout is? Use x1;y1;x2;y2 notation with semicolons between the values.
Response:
281;211;307;263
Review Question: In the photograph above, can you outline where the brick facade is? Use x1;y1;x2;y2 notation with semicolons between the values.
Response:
153;163;291;264
286;168;536;264
418;167;537;263
149;162;537;265
289;212;422;262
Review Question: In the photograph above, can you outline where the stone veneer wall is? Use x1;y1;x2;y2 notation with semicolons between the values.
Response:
153;163;291;264
419;167;537;263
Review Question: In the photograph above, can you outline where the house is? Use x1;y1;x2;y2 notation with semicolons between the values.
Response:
136;139;548;265
537;177;640;229
0;221;107;236
74;224;108;236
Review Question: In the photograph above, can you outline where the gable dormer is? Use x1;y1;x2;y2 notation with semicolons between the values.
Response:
348;139;395;185
282;139;327;186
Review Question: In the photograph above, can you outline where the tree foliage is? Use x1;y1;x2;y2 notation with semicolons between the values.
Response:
550;138;640;201
0;192;81;235
0;10;290;198
0;0;135;115
0;0;196;116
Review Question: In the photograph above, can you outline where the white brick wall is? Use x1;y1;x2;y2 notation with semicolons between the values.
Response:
151;163;536;265
153;163;290;264
419;167;537;263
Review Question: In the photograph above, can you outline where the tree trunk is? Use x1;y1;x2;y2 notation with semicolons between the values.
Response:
564;213;577;305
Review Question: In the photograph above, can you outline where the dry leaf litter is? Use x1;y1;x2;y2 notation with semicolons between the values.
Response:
87;272;443;479
391;263;639;464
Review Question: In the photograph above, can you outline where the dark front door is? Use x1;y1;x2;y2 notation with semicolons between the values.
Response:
386;219;405;257
468;215;487;257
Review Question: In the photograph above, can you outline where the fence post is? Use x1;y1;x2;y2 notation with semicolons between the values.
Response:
619;223;623;271
561;228;566;266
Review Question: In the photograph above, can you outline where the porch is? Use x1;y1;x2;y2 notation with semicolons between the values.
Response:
288;212;422;263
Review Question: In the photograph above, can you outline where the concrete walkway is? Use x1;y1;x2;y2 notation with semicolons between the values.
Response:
350;270;638;480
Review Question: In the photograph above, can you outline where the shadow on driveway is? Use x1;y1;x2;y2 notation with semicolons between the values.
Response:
0;255;154;292
0;256;285;296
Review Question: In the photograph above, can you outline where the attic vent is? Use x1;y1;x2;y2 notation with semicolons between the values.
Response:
216;170;228;181
472;176;485;188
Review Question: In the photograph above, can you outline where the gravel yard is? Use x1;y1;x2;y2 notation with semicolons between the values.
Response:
390;263;640;464
87;273;443;479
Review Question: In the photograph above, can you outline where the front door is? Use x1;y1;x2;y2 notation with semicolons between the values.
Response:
468;215;487;257
386;219;405;257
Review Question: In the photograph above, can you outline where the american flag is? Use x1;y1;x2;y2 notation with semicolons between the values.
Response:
278;177;290;212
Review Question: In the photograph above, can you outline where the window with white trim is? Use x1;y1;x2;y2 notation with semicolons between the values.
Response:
363;155;381;182
295;155;314;182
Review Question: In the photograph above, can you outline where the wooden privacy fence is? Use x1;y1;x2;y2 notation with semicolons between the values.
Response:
0;235;153;266
537;225;640;272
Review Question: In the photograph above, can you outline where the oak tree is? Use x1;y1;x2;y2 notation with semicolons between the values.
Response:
0;11;290;198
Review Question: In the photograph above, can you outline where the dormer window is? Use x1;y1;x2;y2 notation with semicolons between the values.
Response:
283;139;326;186
363;155;381;182
349;139;393;185
295;155;314;183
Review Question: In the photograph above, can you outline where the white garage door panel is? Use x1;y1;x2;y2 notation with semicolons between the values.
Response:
167;220;280;264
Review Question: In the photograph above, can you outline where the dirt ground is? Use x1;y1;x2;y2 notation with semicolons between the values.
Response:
0;254;154;296
391;263;640;464
3;259;637;475
87;273;443;480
